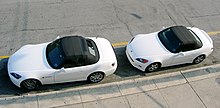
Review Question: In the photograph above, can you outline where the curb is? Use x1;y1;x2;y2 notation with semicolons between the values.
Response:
1;64;220;106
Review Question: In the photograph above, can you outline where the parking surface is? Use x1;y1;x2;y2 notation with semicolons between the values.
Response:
0;0;220;97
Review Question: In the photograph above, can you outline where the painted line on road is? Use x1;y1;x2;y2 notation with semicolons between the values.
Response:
112;42;128;47
0;56;9;59
207;31;220;35
0;31;219;59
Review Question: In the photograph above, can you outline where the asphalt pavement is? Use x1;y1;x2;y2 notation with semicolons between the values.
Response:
1;64;220;108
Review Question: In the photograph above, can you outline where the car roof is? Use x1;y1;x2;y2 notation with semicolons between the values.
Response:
60;36;89;59
170;26;198;45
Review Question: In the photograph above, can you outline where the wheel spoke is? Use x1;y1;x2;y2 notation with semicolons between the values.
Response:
194;55;205;64
22;80;37;90
147;63;160;72
89;73;104;83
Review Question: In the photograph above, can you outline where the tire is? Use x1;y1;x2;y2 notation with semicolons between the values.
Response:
145;62;161;72
193;55;206;64
88;72;105;83
21;79;39;90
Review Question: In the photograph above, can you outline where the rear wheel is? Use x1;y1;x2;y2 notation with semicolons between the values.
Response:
145;62;161;72
88;72;105;83
21;79;40;90
193;55;206;64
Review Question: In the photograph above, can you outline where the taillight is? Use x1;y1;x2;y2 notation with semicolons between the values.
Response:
136;58;148;63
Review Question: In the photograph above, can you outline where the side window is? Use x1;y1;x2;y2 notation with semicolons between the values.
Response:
62;56;86;68
85;40;97;65
87;41;96;56
178;44;196;52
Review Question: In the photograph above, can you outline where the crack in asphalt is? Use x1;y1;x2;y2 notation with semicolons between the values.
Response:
110;0;133;37
9;0;21;54
183;15;194;27
21;22;116;32
165;9;177;25
157;0;178;26
187;13;220;18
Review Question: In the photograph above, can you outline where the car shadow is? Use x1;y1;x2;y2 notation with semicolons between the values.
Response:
0;58;28;96
113;47;196;77
0;46;207;96
0;58;92;96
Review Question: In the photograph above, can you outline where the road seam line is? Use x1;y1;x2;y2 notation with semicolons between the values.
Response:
180;71;207;108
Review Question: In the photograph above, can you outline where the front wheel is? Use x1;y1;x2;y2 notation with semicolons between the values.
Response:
145;62;161;72
88;72;105;83
193;55;206;64
21;79;39;90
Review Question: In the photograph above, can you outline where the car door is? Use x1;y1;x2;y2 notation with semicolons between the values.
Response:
54;66;85;83
171;51;194;65
54;57;88;83
170;44;199;65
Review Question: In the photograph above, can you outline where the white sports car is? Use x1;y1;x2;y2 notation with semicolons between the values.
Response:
8;36;117;90
126;26;213;72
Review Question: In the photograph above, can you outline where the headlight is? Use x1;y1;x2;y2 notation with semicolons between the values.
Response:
136;58;148;63
10;73;22;79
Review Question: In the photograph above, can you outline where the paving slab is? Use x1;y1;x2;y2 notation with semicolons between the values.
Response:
38;90;81;108
53;103;83;108
159;84;205;108
79;82;121;102
150;71;187;88
117;79;143;95
125;90;168;108
134;77;157;92
190;76;220;108
0;95;38;108
83;96;129;108
181;65;220;82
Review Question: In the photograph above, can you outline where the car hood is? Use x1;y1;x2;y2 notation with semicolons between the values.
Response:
8;43;51;72
129;32;170;57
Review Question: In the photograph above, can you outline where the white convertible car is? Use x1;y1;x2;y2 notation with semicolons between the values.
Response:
126;26;213;72
8;36;117;90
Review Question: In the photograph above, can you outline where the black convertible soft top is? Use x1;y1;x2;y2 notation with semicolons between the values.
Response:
60;36;89;59
170;26;197;45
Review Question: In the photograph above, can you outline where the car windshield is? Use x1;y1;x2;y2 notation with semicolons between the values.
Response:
46;37;99;69
158;26;202;53
46;39;65;69
158;28;182;53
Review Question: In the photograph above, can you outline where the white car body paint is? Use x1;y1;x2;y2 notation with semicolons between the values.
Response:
8;37;117;88
126;27;213;72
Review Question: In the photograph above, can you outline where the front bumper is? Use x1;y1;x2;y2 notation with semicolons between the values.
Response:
125;46;147;72
8;73;22;88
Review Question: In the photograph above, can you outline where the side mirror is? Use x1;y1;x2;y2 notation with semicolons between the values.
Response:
178;52;185;56
60;67;65;72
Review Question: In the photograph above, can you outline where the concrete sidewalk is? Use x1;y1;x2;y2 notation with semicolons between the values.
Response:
1;64;220;108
